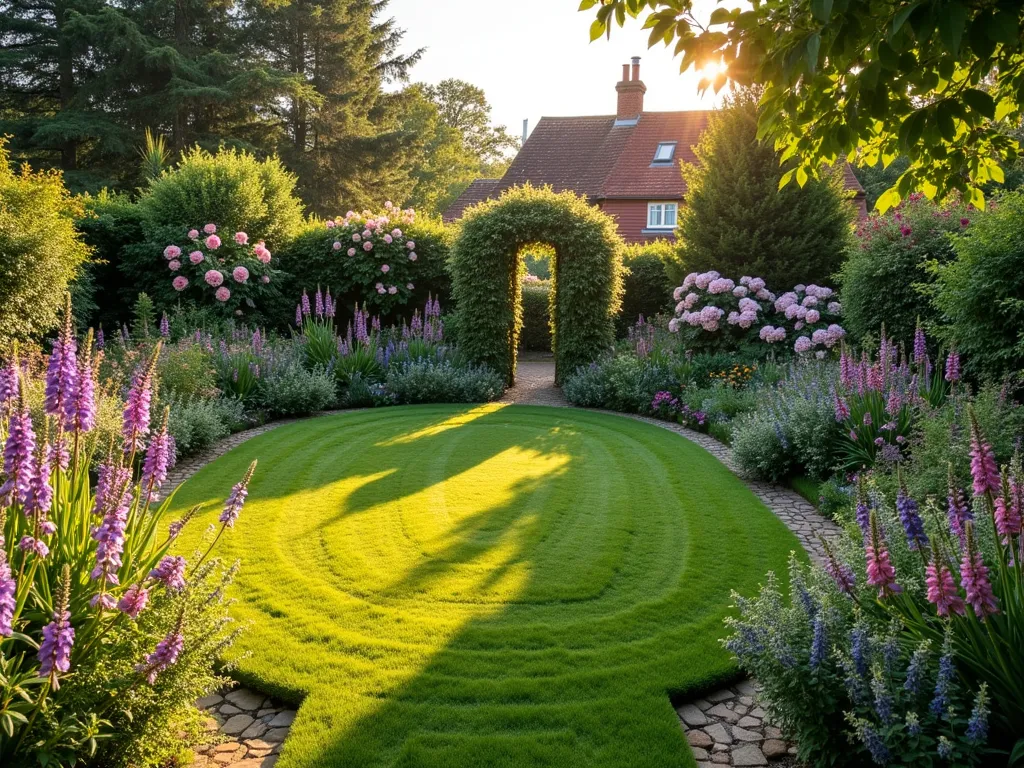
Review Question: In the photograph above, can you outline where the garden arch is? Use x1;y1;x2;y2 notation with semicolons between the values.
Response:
450;185;624;386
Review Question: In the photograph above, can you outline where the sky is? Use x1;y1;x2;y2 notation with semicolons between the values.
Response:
384;0;726;143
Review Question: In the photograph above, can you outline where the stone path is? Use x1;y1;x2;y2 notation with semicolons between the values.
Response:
179;362;842;767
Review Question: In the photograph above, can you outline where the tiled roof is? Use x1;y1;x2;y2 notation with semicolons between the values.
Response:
442;110;865;221
442;179;501;222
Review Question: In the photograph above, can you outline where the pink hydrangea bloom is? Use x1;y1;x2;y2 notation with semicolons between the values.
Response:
408;252;417;262
363;241;373;252
232;266;249;283
254;244;271;263
672;286;685;301
388;286;398;295
805;309;821;324
347;248;356;256
205;234;221;250
683;292;699;309
748;277;766;292
668;318;681;333
333;241;342;251
392;228;402;238
381;264;390;273
707;277;735;294
406;283;414;290
406;241;415;250
189;251;204;264
261;275;270;284
168;260;181;271
164;245;181;260
383;234;393;244
234;232;249;245
733;286;748;297
204;270;224;287
352;233;361;242
203;223;217;234
794;335;813;353
376;283;385;294
172;276;188;291
325;220;336;228
827;301;842;314
215;287;231;302
187;229;199;240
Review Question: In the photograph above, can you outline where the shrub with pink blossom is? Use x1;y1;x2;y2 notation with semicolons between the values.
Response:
669;272;774;352
161;223;277;316
773;283;845;356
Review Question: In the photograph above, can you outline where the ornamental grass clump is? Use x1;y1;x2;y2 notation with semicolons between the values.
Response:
0;299;256;766
726;413;1023;766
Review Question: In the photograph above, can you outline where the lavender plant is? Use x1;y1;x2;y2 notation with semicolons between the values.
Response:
0;299;255;766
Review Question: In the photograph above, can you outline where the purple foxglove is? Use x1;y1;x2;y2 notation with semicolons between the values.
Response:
926;551;965;617
866;512;901;598
0;548;15;637
118;584;150;619
913;323;927;365
960;523;999;619
220;460;257;528
38;567;74;688
945;349;960;382
91;474;132;584
0;390;36;507
301;290;311;316
160;313;170;338
66;339;96;433
969;414;1000;497
44;303;78;419
122;348;160;452
947;467;972;547
24;443;54;521
315;287;324;317
142;409;174;499
138;620;184;684
295;303;303;327
149;555;187;591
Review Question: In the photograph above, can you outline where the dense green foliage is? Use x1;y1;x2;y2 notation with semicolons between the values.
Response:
676;93;854;289
0;145;91;352
931;192;1024;380
519;281;552;352
450;186;624;385
617;240;675;335
839;193;973;346
583;0;1023;210
167;404;799;768
384;360;505;403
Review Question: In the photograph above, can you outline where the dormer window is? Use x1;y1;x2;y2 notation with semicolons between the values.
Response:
652;142;676;164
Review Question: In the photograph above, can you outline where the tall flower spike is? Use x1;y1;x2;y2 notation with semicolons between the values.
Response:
160;313;170;338
994;471;1021;546
854;475;871;536
142;407;174;500
137;611;185;684
149;555;187;591
946;464;972;547
945;348;960;383
44;294;77;418
0;511;15;637
301;290;311;316
168;505;201;540
220;460;257;528
913;320;926;365
925;546;965;617
820;536;856;596
38;565;74;689
895;471;928;551
91;471;132;585
315;286;324;318
66;329;96;433
865;511;901;598
960;522;999;619
0;376;37;507
122;342;161;453
968;410;1001;498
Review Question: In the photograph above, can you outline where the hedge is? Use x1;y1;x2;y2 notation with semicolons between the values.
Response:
617;240;675;336
520;281;552;352
450;185;624;385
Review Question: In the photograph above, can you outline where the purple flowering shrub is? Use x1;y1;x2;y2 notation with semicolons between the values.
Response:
669;272;775;352
163;223;278;317
650;391;708;431
0;301;255;765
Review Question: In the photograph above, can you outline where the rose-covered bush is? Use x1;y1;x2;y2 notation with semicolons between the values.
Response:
162;223;277;316
0;301;251;766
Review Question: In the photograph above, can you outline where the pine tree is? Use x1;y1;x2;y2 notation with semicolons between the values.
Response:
677;90;855;290
244;0;423;214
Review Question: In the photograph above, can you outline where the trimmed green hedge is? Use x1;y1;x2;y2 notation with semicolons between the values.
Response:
617;240;676;336
520;281;552;352
450;185;624;385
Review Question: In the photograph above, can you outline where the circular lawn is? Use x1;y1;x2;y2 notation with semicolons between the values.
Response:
169;404;800;768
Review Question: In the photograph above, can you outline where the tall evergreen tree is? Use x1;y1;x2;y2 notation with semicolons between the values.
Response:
244;0;423;214
677;90;855;289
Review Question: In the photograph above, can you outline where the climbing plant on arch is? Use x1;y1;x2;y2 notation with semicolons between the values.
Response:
450;185;625;385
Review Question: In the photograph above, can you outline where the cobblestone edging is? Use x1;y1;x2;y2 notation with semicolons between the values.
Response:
179;367;841;767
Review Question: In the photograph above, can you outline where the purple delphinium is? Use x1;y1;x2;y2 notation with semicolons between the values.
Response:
913;323;927;365
118;583;150;620
141;409;174;500
860;724;890;765
896;482;928;551
0;387;37;507
91;474;132;586
38;567;74;689
301;290;311;316
160;313;170;338
809;617;826;669
930;642;955;717
122;349;159;453
24;443;54;528
326;290;335;318
904;643;929;695
966;684;990;745
66;340;96;433
823;545;856;596
851;625;870;677
149;555;187;591
137;620;185;684
96;328;105;349
945;349;960;383
872;675;894;724
219;460;257;528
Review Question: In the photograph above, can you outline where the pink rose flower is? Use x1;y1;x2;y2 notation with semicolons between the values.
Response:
363;241;373;251
333;241;342;251
234;232;249;245
172;276;188;291
254;245;271;263
352;233;361;242
232;266;249;283
408;252;417;262
384;234;393;244
187;229;199;240
325;220;336;228
189;250;204;264
203;223;217;234
261;275;270;284
168;260;181;271
406;241;415;250
381;264;390;273
205;269;224;287
391;228;402;238
362;229;371;238
164;245;181;260
388;286;397;295
347;248;356;256
215;287;231;302
205;234;221;249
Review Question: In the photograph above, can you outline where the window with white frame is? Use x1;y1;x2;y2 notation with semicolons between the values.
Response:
647;202;678;229
653;142;676;163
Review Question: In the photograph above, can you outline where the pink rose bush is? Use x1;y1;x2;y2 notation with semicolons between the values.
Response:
316;205;425;313
162;223;276;315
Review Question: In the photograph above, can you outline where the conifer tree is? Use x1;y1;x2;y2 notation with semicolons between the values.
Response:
677;91;854;289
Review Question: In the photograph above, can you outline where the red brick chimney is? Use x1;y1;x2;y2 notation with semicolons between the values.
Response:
616;56;646;120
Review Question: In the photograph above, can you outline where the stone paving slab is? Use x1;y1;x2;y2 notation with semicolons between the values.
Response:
189;687;293;768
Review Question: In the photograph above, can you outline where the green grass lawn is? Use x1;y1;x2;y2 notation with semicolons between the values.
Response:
169;404;801;768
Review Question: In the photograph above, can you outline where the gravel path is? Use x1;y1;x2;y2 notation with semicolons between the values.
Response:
184;363;837;767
